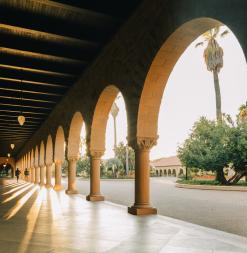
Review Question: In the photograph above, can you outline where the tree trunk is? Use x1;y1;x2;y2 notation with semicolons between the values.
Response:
213;69;222;122
215;169;227;184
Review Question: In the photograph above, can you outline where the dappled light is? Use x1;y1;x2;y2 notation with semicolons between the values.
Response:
2;184;34;203
4;185;38;220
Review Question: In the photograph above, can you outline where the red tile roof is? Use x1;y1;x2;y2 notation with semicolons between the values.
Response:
150;156;182;167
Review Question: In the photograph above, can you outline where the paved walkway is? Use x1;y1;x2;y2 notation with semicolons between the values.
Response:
1;178;247;253
68;177;247;237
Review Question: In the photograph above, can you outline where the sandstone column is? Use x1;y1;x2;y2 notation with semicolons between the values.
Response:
45;163;53;188
86;150;104;201
35;167;40;184
128;137;157;215
31;167;35;183
54;160;63;191
66;157;78;194
40;166;45;186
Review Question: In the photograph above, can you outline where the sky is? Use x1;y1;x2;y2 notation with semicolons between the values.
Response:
82;26;247;160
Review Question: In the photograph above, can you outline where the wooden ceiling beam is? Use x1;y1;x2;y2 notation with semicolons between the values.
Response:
0;47;86;66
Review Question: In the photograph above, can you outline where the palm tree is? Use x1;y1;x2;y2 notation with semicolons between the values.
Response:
238;102;247;121
196;27;229;122
110;102;119;156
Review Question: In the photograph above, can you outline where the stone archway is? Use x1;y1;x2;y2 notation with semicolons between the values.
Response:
54;126;65;190
66;112;84;194
87;85;120;201
30;149;35;183
168;169;172;176
137;18;226;141
34;145;40;184
179;168;184;176
68;112;84;159
131;17;246;216
90;85;120;153
0;163;13;177
39;141;45;186
45;135;53;188
172;169;176;177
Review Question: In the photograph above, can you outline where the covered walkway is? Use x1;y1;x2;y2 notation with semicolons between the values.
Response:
1;179;247;253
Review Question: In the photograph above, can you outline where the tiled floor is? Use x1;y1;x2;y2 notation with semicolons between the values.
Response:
0;179;247;253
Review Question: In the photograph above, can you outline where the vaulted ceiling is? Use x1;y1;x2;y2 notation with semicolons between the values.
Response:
0;0;141;157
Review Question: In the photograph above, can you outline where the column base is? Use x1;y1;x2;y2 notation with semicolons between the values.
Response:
65;189;78;194
128;205;157;216
86;194;104;202
39;182;45;187
45;184;53;188
34;181;39;185
53;184;63;191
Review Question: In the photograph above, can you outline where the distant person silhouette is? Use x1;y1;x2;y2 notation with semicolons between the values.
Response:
24;168;29;181
15;168;21;183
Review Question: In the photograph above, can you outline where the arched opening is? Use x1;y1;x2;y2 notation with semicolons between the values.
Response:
172;169;176;177
45;135;54;188
179;168;184;176
137;18;225;140
34;145;40;184
159;169;162;177
168;169;172;176
68;112;84;158
164;170;167;177
136;17;246;215
39;141;45;186
30;149;34;182
87;85;129;202
55;126;65;163
54;126;65;190
66;112;84;194
90;85;120;153
0;163;13;177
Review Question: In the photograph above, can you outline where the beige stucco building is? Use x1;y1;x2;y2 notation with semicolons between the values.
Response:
151;156;185;177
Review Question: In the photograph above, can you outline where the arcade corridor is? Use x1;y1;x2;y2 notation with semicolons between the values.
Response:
0;0;247;252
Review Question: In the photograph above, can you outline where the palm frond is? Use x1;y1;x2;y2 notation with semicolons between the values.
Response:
220;30;229;38
195;42;204;48
212;27;220;38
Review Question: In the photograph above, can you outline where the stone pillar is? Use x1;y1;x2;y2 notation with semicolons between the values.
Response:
35;167;40;184
66;157;78;194
40;165;45;186
128;137;157;215
86;150;104;201
54;160;63;191
31;167;35;183
45;164;53;188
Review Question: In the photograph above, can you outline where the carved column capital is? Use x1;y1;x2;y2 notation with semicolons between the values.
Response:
136;136;158;150
55;160;62;166
68;156;78;162
90;150;105;158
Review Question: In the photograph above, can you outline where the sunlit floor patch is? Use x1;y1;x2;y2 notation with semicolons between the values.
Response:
3;185;38;220
0;180;247;253
2;183;30;196
2;184;34;204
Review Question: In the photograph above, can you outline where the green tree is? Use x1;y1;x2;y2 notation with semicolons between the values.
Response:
115;142;135;174
76;155;90;177
178;117;230;184
238;102;247;122
226;120;247;183
196;27;228;122
104;157;123;178
178;116;247;185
